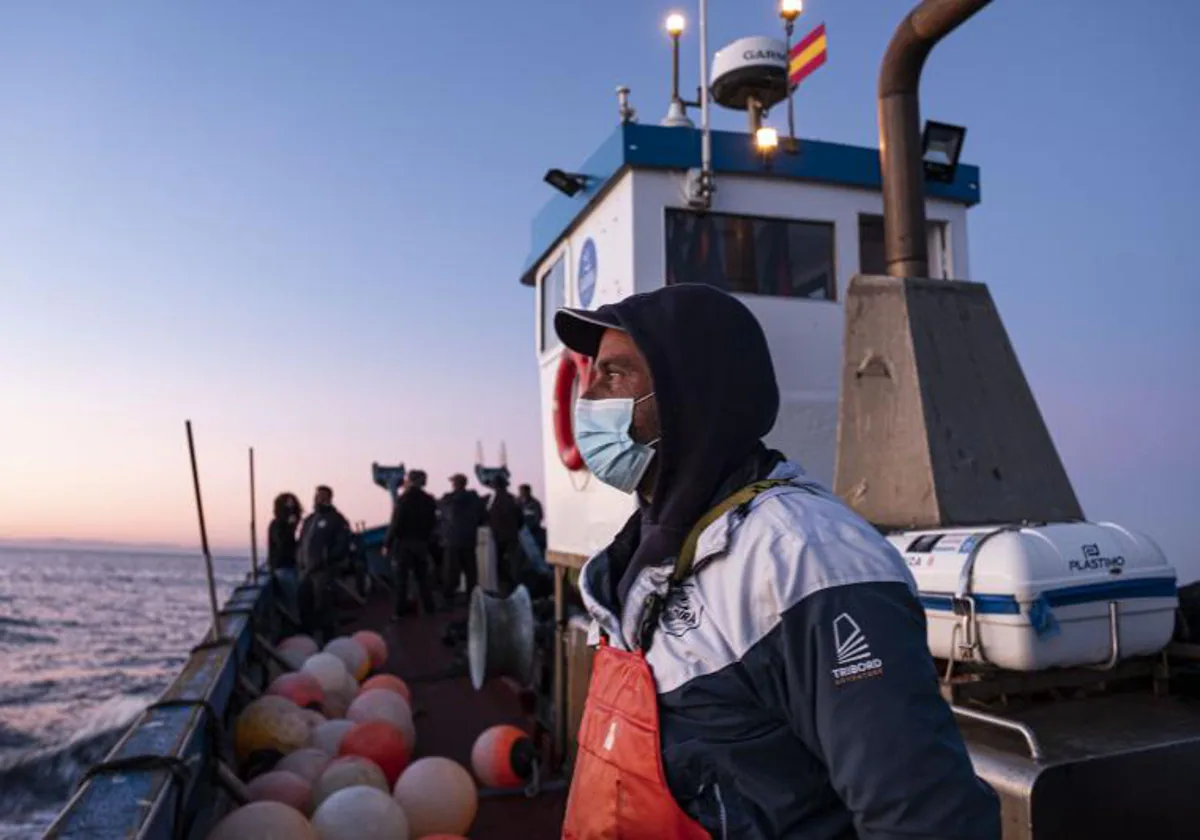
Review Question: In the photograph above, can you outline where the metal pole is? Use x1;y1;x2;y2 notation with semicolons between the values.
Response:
671;34;681;102
698;0;712;203
185;420;222;643
249;447;258;584
785;20;796;142
879;0;992;278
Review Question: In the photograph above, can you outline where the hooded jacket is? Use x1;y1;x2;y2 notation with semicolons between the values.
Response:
560;285;1000;839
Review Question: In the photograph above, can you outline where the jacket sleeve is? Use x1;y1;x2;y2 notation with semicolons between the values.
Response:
776;580;1000;840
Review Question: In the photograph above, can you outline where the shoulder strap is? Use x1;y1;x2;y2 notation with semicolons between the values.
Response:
671;478;795;583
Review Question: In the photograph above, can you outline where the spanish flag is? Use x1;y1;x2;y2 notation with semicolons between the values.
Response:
789;22;827;89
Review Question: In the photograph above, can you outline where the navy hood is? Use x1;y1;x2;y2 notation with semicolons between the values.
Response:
556;284;780;606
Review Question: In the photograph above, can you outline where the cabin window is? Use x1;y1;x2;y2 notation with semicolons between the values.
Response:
540;256;566;353
664;209;836;301
858;214;952;279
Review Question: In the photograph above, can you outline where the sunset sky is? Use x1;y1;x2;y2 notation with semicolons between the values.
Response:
0;1;1196;578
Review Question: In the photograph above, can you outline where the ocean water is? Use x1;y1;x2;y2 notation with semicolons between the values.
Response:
0;547;247;839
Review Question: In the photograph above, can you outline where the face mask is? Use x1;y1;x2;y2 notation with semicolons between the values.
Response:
574;394;658;494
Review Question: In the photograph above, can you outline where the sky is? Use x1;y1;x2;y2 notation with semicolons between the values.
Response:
0;1;1196;575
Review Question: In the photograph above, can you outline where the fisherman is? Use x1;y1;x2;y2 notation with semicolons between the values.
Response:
296;484;352;644
517;482;546;553
554;284;1000;840
382;469;438;618
266;492;302;621
439;474;485;605
486;474;525;593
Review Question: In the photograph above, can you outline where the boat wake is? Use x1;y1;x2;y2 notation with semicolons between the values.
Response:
0;693;153;825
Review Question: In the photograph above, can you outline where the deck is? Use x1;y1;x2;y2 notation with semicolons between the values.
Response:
340;587;567;839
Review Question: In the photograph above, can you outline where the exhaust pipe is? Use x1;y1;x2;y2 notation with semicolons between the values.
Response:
879;0;992;278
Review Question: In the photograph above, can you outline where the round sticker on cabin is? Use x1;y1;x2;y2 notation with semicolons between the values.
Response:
577;238;597;309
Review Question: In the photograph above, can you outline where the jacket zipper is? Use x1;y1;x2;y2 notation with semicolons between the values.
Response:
713;781;729;840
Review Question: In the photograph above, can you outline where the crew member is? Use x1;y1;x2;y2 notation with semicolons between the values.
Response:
517;483;546;552
487;475;524;593
297;484;352;644
439;474;485;604
267;492;302;621
382;469;438;617
555;285;999;840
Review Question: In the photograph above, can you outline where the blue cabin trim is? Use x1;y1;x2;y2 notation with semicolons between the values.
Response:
519;122;983;286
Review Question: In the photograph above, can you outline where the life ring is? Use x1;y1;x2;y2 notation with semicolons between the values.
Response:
553;350;592;471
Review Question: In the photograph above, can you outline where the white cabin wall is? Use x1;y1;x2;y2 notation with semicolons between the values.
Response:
534;173;638;560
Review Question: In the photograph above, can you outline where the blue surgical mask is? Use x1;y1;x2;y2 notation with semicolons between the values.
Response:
574;394;659;494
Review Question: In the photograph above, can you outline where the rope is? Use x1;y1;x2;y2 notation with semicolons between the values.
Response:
76;699;225;840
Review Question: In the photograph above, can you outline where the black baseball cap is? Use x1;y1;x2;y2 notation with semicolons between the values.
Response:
553;304;625;357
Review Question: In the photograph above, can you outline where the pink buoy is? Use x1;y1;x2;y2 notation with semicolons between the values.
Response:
352;630;389;671
393;757;477;838
204;801;317;839
347;689;415;752
246;770;312;815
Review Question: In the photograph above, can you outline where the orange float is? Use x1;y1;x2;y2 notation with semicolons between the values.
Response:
470;724;536;788
337;720;412;786
360;673;412;705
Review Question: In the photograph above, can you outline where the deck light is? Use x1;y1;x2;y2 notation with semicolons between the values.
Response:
666;12;686;36
921;120;967;184
779;0;803;23
755;126;780;154
543;169;589;197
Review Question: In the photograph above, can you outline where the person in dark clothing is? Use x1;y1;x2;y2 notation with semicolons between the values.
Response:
439;474;485;603
267;492;302;620
296;484;352;644
487;475;525;592
382;469;438;617
554;284;1000;839
517;483;546;552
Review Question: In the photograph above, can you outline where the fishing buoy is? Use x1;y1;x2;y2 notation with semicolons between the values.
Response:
338;720;412;786
310;720;355;755
311;785;409;840
246;770;313;815
347;689;415;752
470;724;536;788
325;636;370;682
279;635;320;660
234;696;311;772
311;756;391;811
392;757;477;838
352;630;389;671
360;674;412;705
302;653;351;697
205;801;318;840
267;672;326;711
276;748;333;784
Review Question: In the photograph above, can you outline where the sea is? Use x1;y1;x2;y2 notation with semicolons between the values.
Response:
0;546;248;839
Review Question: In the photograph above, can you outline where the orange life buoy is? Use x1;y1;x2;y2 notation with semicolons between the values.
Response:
553;350;592;472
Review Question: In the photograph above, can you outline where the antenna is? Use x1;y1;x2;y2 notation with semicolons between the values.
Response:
616;86;637;124
499;441;508;468
475;440;485;467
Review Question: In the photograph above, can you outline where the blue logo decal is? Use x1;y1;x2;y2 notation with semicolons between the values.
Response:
578;238;597;310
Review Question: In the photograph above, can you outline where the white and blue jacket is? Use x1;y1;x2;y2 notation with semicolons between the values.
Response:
579;461;1001;840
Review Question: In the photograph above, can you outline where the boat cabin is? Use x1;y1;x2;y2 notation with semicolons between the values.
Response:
521;118;981;566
